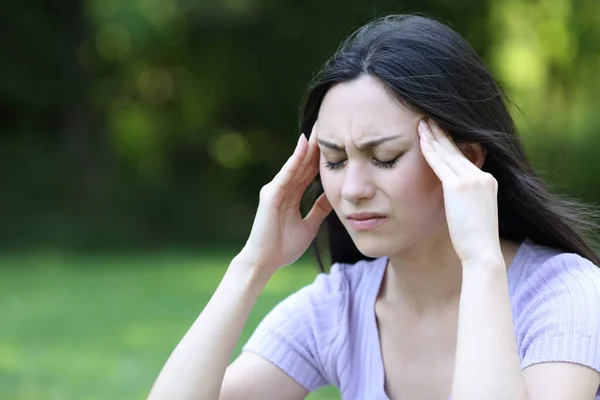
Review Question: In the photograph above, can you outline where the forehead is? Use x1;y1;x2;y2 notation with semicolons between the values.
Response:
317;75;421;142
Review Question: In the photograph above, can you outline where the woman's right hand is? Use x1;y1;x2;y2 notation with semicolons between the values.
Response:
232;125;332;277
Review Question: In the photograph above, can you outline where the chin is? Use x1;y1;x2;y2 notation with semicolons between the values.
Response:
352;237;394;259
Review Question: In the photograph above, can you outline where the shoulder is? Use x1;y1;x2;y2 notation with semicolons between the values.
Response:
509;239;600;371
510;239;600;303
242;257;385;390
250;256;385;326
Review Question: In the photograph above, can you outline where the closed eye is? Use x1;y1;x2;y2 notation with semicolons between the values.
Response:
325;156;400;171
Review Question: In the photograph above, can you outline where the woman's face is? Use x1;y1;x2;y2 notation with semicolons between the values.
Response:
317;75;447;258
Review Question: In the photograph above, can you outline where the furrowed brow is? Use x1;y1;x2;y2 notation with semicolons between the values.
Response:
318;135;402;151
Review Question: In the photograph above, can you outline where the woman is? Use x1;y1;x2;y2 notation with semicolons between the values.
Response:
148;14;600;399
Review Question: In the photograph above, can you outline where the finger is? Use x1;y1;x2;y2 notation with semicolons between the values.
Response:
288;173;320;210
419;120;472;177
419;129;457;183
272;134;309;188
286;171;319;210
297;124;320;183
286;125;322;207
426;119;480;173
303;192;333;233
283;127;320;205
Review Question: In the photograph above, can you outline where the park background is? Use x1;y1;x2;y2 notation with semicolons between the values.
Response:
1;0;599;399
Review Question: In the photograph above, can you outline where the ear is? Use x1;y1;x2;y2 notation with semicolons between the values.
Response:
457;142;487;169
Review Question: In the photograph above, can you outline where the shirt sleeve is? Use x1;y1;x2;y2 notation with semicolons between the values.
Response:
515;252;600;372
241;264;347;392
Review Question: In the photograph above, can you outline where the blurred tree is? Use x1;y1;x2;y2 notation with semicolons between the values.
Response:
0;0;598;252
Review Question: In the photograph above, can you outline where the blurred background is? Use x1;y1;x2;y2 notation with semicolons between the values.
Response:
1;0;599;399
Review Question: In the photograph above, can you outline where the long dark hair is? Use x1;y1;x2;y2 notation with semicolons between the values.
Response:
298;14;600;271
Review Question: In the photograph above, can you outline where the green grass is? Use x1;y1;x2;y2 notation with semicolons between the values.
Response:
0;251;341;400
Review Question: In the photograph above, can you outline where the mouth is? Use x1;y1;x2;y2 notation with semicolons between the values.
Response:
346;213;387;231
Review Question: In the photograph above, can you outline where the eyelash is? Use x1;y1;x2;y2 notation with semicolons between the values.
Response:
325;157;400;171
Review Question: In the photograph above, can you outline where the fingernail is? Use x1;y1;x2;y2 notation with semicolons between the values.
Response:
418;120;428;132
297;133;305;146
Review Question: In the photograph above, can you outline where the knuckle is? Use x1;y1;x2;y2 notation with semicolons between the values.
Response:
453;180;471;190
316;198;328;212
481;172;497;185
259;183;273;199
446;181;462;191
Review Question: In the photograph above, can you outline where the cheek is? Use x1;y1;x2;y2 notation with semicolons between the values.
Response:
411;157;445;220
415;152;443;193
389;152;443;208
319;174;337;200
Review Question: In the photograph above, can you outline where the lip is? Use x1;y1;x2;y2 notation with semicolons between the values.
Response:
346;212;387;231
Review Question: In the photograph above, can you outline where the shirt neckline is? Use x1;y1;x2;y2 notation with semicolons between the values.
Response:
367;239;530;400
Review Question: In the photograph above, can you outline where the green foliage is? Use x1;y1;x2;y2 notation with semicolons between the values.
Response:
1;0;599;249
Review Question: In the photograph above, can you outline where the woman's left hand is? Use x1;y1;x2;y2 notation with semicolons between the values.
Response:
418;118;502;264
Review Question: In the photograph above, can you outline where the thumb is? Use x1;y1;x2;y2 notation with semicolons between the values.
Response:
304;193;333;233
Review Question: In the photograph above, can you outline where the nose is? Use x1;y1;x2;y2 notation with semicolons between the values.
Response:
341;161;376;203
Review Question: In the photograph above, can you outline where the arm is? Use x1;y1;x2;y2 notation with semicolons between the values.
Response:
417;119;528;397
218;262;343;399
148;128;332;400
417;119;600;399
221;351;309;400
452;260;528;399
148;261;304;400
453;259;600;400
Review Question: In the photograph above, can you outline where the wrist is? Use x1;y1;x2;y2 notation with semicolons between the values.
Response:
461;254;505;272
228;258;273;287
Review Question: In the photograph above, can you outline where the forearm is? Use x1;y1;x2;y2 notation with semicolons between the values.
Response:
452;259;528;400
148;261;271;400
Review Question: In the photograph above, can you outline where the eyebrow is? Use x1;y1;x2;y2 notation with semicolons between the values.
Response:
318;135;402;151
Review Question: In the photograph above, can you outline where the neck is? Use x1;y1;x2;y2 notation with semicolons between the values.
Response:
379;232;519;317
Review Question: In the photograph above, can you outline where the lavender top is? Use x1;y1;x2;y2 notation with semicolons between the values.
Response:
243;239;600;399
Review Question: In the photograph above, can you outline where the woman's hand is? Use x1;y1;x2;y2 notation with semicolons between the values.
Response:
418;119;502;264
233;125;332;276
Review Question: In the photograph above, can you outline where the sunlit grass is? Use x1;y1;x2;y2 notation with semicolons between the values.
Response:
0;252;340;399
